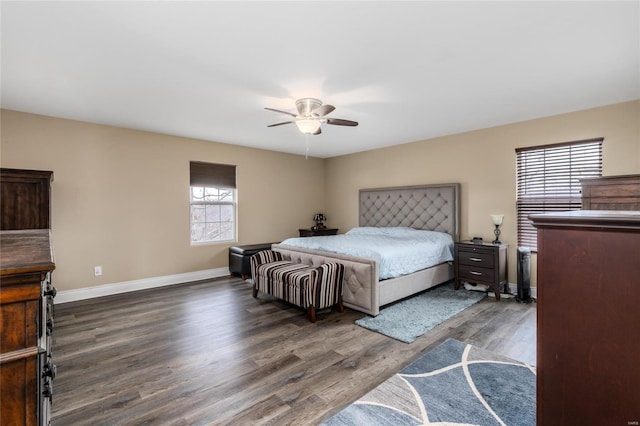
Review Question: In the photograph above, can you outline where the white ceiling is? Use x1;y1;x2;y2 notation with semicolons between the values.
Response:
2;1;639;158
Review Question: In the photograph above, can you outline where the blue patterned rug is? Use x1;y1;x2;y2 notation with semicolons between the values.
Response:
322;338;536;426
356;283;486;343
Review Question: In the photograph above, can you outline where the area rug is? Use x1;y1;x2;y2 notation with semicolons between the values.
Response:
355;282;486;343
322;338;536;426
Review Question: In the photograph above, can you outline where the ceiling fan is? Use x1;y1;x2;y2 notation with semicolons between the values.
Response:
265;98;358;135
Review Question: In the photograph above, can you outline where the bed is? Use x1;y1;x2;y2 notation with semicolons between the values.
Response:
272;183;460;316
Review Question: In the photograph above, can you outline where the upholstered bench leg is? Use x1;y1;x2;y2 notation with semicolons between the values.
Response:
253;286;258;298
307;305;317;323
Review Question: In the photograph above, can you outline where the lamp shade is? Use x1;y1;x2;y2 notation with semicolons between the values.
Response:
491;214;504;226
296;119;321;134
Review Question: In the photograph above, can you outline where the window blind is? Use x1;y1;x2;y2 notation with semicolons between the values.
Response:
190;161;236;188
515;138;602;250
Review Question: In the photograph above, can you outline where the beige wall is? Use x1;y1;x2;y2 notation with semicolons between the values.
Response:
324;100;640;286
1;110;325;291
2;101;639;292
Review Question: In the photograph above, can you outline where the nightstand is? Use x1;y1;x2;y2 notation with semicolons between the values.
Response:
454;241;507;300
298;228;339;237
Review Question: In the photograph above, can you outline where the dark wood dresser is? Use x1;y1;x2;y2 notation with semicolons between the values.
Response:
0;168;56;426
580;174;640;210
531;210;640;425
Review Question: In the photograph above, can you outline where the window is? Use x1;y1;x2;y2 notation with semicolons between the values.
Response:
189;161;236;244
516;138;602;251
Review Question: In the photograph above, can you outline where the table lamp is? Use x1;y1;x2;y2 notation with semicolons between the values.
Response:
491;214;504;244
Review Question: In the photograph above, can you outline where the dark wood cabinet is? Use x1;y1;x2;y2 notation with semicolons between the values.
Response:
1;231;56;426
454;241;507;300
531;210;640;425
0;168;56;426
298;228;339;237
0;168;53;230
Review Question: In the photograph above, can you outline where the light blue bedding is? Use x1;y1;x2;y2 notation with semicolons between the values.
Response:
280;227;454;279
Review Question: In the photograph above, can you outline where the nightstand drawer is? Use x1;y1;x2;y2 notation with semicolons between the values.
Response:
457;251;494;268
457;244;495;255
458;265;494;282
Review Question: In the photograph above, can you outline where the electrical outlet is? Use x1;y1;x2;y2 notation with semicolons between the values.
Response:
94;266;102;276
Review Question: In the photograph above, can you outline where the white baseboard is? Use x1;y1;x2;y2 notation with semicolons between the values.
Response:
55;267;230;304
56;274;535;304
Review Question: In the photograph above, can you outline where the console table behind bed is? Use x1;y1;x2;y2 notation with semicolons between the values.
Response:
273;183;460;316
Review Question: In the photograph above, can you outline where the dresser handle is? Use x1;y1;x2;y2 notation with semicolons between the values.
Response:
44;286;57;298
469;257;482;262
43;380;53;400
43;362;57;380
469;271;483;276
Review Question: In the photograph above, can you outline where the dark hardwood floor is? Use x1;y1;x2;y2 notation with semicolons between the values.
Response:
51;277;536;425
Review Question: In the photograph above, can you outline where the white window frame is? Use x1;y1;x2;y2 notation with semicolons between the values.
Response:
189;186;236;245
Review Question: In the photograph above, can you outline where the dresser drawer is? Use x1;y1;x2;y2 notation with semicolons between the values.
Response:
458;265;494;283
457;250;494;268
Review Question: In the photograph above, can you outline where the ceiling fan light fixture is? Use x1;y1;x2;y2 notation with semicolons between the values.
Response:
296;98;322;116
296;119;321;134
266;98;357;137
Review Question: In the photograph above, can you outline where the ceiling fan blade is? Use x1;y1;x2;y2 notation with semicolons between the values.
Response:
312;127;322;135
326;118;358;127
267;121;294;127
264;107;297;118
312;104;335;117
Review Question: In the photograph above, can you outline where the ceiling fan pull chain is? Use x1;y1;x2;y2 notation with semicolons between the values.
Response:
305;134;310;159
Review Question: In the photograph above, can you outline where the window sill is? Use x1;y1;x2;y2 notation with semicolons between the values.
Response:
190;240;236;247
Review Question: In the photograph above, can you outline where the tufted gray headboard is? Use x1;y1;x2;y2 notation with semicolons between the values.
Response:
359;183;460;241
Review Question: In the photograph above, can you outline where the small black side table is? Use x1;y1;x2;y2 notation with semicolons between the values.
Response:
229;243;275;279
299;228;339;237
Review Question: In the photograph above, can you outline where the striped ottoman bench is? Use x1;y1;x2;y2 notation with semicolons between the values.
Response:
250;250;344;322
